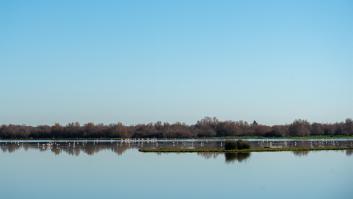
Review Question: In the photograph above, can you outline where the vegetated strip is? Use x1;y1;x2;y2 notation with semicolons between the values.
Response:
1;117;353;139
139;146;353;153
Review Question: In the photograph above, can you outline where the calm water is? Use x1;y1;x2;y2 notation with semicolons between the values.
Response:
1;140;353;199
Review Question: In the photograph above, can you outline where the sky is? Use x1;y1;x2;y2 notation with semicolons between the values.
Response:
0;0;352;125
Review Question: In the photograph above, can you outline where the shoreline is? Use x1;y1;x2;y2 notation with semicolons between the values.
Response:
139;146;353;153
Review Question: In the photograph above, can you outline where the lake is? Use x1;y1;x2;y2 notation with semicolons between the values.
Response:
1;140;353;199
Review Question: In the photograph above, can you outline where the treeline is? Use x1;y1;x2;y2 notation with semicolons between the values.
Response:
0;117;352;139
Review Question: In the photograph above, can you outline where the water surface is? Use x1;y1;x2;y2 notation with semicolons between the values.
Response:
1;140;352;199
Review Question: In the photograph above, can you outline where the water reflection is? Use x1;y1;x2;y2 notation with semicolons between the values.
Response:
1;140;352;162
197;152;221;159
0;142;132;156
292;150;310;157
196;152;251;163
225;152;251;163
0;142;250;163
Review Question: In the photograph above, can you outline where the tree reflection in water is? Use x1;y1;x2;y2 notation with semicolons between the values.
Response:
194;152;252;163
346;149;353;156
1;141;352;160
225;152;251;163
197;152;221;159
292;150;310;157
0;142;251;163
0;142;132;156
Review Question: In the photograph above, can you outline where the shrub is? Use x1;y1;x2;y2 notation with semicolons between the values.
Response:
236;140;251;149
225;141;238;150
224;140;250;150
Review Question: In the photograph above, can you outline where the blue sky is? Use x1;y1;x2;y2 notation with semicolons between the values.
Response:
1;0;352;125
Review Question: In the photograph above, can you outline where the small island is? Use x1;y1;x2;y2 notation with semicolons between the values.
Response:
139;139;353;153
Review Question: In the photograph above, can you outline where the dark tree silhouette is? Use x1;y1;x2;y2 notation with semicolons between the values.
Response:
0;117;352;139
289;119;311;136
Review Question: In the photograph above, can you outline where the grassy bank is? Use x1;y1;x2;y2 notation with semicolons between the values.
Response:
211;135;353;139
139;146;353;153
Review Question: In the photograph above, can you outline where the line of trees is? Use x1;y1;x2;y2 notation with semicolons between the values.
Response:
0;117;352;139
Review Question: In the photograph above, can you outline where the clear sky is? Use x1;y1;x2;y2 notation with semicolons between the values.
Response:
1;0;352;125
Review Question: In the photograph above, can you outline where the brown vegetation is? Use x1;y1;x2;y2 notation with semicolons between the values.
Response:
0;117;352;139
